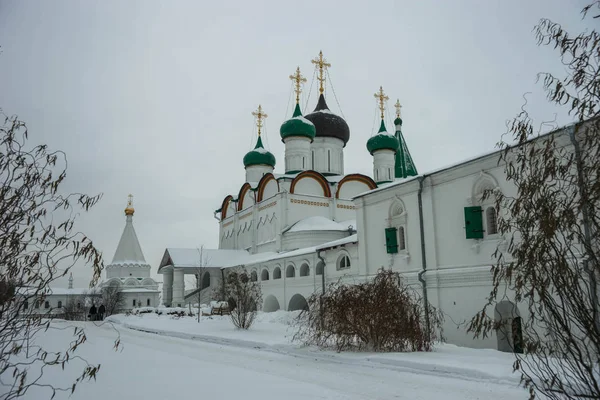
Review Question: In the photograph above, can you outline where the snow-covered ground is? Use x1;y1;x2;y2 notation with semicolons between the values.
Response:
15;311;530;400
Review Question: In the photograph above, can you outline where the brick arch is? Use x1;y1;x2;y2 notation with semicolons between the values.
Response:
237;183;253;211
256;173;279;202
290;170;332;198
221;195;233;219
335;174;377;199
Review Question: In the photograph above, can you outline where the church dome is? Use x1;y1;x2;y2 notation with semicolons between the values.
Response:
280;104;316;141
367;121;399;155
304;94;350;145
243;136;276;168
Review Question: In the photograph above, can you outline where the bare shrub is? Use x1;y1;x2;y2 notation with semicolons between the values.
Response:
293;269;442;352
62;296;85;321
225;269;262;330
102;284;125;316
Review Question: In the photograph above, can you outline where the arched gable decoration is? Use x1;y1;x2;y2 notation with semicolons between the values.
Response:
221;195;233;220
256;173;280;202
472;172;500;205
335;174;377;199
389;198;406;219
290;170;332;198
237;183;253;211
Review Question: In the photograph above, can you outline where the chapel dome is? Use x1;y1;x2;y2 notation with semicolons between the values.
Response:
243;136;276;168
304;94;350;145
280;104;316;141
366;121;399;155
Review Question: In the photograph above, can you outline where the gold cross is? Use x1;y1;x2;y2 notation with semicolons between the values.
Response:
252;105;268;136
127;194;133;207
374;86;389;120
311;51;331;94
289;67;307;104
394;99;402;119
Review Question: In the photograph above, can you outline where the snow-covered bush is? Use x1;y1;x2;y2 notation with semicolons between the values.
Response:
293;269;442;352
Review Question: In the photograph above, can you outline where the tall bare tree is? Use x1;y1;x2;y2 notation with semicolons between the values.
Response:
185;246;210;322
469;3;600;399
0;113;104;400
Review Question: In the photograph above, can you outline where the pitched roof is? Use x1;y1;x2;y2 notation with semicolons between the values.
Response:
111;214;147;265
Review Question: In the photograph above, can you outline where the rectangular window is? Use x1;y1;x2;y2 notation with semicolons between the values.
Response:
302;157;305;169
132;299;136;306
312;151;315;170
464;206;484;239
327;150;331;172
385;227;398;253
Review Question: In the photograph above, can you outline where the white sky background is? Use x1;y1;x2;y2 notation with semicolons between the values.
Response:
0;0;594;287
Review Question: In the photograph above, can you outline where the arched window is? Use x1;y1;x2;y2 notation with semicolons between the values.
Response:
316;262;324;276
300;263;310;277
251;270;258;282
337;255;351;270
398;226;406;251
286;265;295;278
486;207;498;235
23;300;28;310
44;301;50;309
147;298;151;306
273;267;281;279
57;301;62;308
261;269;269;281
77;302;81;309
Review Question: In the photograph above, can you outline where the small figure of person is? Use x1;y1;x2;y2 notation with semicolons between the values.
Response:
89;304;97;321
98;304;105;321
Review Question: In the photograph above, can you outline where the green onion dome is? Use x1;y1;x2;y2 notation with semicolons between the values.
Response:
280;104;316;141
394;117;403;126
366;120;400;155
243;136;276;168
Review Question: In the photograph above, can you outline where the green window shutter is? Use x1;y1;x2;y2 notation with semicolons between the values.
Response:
464;206;484;239
385;227;398;253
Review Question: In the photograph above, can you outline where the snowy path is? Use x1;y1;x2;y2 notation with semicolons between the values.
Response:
18;321;529;400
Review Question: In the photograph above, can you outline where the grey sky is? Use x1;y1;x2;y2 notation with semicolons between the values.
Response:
0;0;592;287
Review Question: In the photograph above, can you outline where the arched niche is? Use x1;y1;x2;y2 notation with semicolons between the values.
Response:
290;171;332;197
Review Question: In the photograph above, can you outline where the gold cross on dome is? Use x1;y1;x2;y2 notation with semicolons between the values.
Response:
252;105;268;136
395;99;402;119
374;86;389;120
127;194;133;207
289;67;307;104
311;50;331;94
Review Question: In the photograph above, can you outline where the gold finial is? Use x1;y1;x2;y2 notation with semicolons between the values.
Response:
394;99;402;119
289;67;307;104
125;194;135;216
311;50;331;94
252;105;268;136
374;86;389;120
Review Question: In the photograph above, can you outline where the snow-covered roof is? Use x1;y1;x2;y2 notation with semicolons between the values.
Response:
121;288;160;293
286;216;352;233
316;234;358;251
159;248;252;271
111;214;148;265
17;287;99;296
217;234;358;269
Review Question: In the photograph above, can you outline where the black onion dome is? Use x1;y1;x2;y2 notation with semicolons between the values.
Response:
304;94;350;145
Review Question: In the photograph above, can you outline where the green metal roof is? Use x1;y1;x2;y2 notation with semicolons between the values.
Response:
366;120;399;154
280;104;316;141
243;136;276;168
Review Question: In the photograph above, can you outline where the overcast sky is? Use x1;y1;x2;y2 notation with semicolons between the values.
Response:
0;0;593;287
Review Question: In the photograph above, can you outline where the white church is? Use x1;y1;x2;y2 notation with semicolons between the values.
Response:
156;51;572;352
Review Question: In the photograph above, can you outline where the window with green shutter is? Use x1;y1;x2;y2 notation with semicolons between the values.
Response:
464;206;484;239
385;227;398;253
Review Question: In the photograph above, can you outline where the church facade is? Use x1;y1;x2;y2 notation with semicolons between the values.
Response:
157;52;573;351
